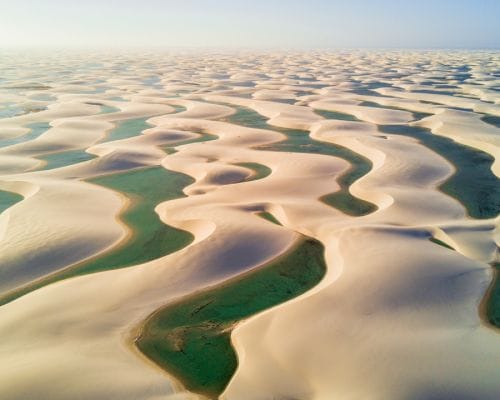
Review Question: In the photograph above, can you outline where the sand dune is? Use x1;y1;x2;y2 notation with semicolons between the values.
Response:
416;109;500;176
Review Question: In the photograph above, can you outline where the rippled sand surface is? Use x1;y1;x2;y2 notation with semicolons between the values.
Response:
0;50;499;400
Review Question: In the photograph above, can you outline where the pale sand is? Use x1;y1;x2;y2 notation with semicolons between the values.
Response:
415;109;500;176
310;98;414;125
0;98;184;291
0;50;498;400
377;86;500;117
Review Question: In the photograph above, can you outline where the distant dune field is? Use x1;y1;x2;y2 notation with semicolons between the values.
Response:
0;50;498;400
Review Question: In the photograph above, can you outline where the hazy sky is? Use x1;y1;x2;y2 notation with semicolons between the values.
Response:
0;0;499;49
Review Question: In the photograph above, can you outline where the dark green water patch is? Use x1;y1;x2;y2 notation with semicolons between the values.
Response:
486;263;500;328
364;82;393;90
276;99;297;105
379;125;500;219
0;104;46;119
0;104;18;119
225;107;376;216
103;117;151;143
101;105;120;114
429;237;455;251
413;89;456;96
103;106;187;145
0;121;50;148
436;84;459;90
314;109;360;121
294;89;315;97
77;166;194;273
161;131;218;154
143;76;162;88
233;162;272;182
482;115;500;129
223;106;267;130
349;82;393;97
136;238;326;399
321;190;376;216
0;189;23;214
297;76;317;82
350;88;387;97
0;166;194;306
359;100;432;121
419;100;471;112
3;84;51;90
37;149;97;170
450;73;472;82
307;83;332;89
257;211;282;225
171;105;187;113
30;93;55;101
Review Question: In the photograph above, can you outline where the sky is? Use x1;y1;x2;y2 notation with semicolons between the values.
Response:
0;0;498;49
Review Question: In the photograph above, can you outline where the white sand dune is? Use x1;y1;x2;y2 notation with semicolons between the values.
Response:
0;50;498;400
377;86;500;116
310;98;414;125
0;178;124;292
0;97;189;290
415;109;500;176
225;227;498;400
